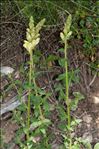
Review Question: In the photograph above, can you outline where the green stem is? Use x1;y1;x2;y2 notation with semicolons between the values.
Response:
27;51;32;140
32;52;44;120
64;40;72;148
27;50;44;141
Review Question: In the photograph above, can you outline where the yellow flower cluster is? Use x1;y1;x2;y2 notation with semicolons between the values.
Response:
23;16;45;53
60;14;72;42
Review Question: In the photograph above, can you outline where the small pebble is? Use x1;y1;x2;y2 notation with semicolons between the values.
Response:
82;132;93;143
83;114;92;123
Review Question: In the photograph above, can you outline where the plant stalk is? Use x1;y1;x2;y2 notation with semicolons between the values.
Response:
32;53;44;120
64;40;72;149
27;51;33;140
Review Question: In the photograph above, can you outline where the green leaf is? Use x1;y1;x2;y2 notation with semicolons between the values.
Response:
31;119;51;128
57;73;65;81
59;90;65;100
17;104;27;112
46;54;58;63
71;119;82;128
73;92;84;101
58;58;65;67
58;48;64;52
72;142;80;149
40;128;46;136
71;92;84;111
31;95;42;106
68;69;80;84
94;143;99;149
57;106;67;121
81;140;92;149
43;101;52;112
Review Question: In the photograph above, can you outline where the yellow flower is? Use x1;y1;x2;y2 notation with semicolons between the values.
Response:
23;16;45;53
23;38;40;53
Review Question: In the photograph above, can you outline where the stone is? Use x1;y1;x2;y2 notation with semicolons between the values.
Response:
83;114;92;123
82;132;93;143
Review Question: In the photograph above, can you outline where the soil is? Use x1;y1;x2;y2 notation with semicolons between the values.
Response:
0;6;99;149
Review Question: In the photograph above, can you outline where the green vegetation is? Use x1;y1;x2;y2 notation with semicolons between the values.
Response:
1;0;99;149
23;16;46;141
8;15;84;149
